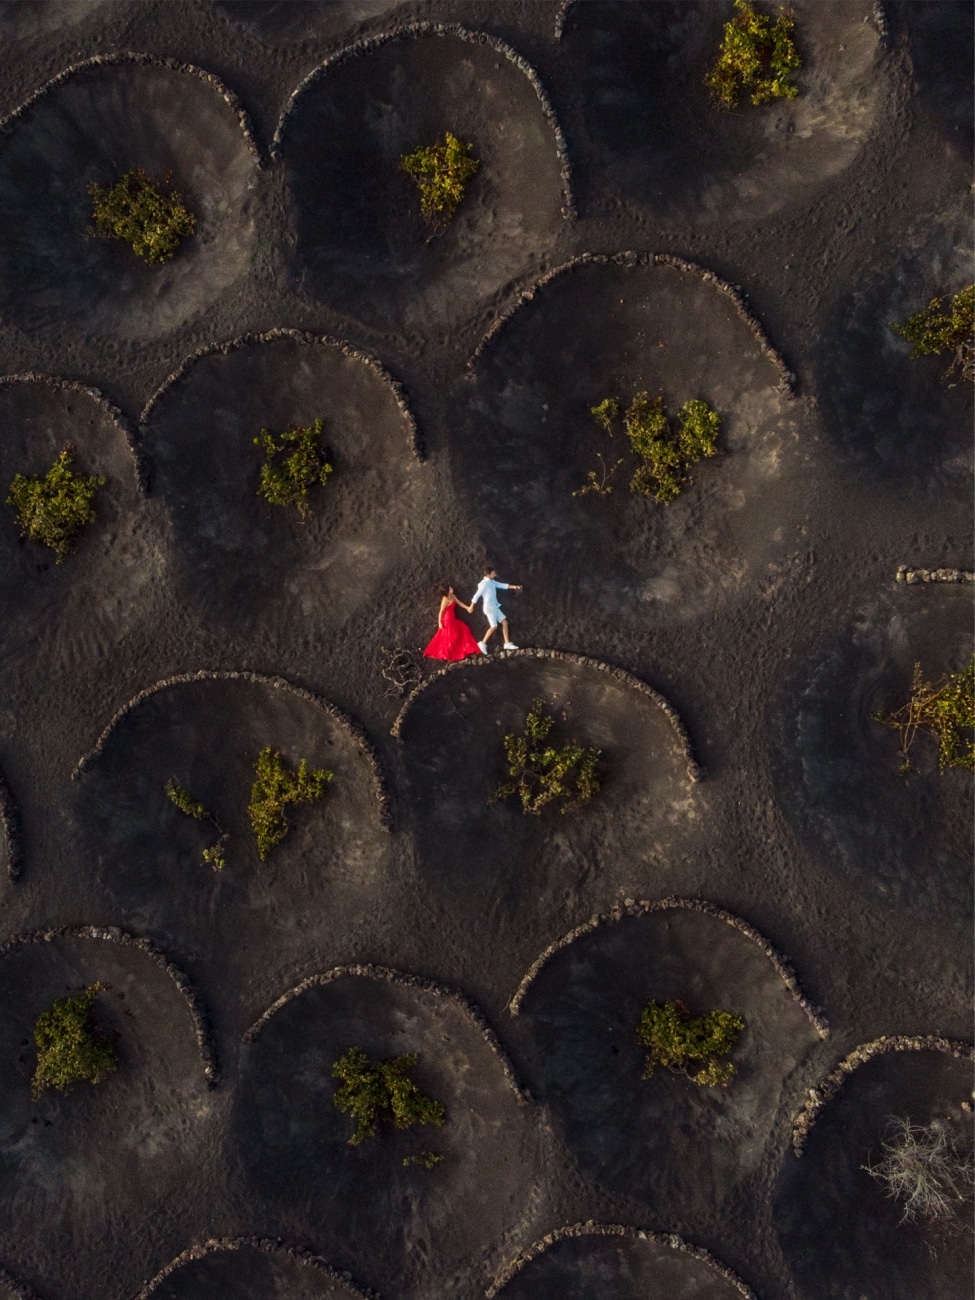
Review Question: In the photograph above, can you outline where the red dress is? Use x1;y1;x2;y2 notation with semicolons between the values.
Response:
424;601;482;661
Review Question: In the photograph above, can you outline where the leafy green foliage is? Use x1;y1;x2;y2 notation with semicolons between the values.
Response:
247;747;331;861
637;999;744;1088
491;699;601;815
400;132;480;225
6;447;104;563
590;398;621;432
706;0;801;108
31;983;119;1100
871;656;975;774
403;1150;445;1169
254;419;333;519
891;285;974;384
164;780;209;821
332;1046;445;1147
88;168;195;265
201;843;227;871
582;392;721;502
164;779;228;870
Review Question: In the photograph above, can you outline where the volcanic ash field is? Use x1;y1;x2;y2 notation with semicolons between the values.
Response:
0;3;972;1300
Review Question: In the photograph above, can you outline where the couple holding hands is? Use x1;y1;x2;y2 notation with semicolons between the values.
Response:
424;566;522;662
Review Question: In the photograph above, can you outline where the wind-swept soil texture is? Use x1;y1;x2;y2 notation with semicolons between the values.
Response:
0;3;971;1300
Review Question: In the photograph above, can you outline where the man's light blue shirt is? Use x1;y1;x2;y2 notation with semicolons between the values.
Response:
472;577;509;614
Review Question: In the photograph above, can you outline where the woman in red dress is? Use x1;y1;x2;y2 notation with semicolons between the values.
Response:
424;585;484;661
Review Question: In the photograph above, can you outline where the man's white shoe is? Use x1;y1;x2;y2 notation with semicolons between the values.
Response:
477;641;488;654
503;642;519;649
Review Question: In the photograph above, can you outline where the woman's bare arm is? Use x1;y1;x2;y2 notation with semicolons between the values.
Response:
438;595;450;628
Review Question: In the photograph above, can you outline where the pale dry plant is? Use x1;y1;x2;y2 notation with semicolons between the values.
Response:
864;1116;975;1228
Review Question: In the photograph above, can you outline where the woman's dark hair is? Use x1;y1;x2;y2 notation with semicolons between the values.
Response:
435;583;451;598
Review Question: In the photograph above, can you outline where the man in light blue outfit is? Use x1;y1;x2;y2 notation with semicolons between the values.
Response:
472;566;522;654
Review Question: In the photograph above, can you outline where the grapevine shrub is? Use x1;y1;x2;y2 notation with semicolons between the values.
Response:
706;0;802;108
871;656;975;773
247;747;331;861
636;999;744;1088
32;983;119;1099
491;699;601;815
6;447;104;562
164;779;228;870
891;285;974;384
332;1046;445;1147
400;133;480;225
88;169;195;265
255;419;333;518
581;393;721;502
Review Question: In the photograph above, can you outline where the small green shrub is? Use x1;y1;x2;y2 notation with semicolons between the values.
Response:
164;779;228;870
254;419;333;519
332;1046;445;1147
403;1150;445;1169
164;780;209;821
400;132;480;225
581;392;721;502
247;746;332;861
201;843;227;871
88;168;195;265
32;983;119;1099
636;999;744;1088
871;656;975;773
891;285;974;384
491;699;601;815
864;1117;975;1227
706;0;801;108
6;447;104;563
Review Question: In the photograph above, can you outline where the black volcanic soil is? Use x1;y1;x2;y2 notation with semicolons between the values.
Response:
0;3;971;1300
773;1049;974;1300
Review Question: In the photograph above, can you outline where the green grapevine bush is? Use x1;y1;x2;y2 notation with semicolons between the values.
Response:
6;447;104;563
32;983;119;1100
254;419;333;518
164;779;228;870
88;169;195;265
581;393;721;502
491;699;601;815
871;656;975;773
403;1150;445;1169
891;284;974;384
400;133;480;225
706;0;801;108
332;1046;445;1147
164;780;209;821
247;746;331;861
637;999;744;1088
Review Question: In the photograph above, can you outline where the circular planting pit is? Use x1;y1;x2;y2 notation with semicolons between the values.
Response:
811;245;974;481
143;1240;366;1300
774;1047;974;1299
0;934;215;1300
515;907;822;1226
0;378;158;672
70;675;390;1007
399;654;696;987
493;1228;750;1300
143;334;425;633
773;588;973;911
278;29;565;331
561;0;887;221
459;258;793;626
0;60;257;340
233;971;539;1298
